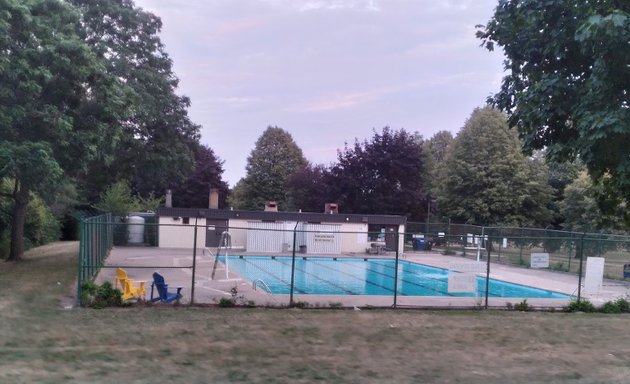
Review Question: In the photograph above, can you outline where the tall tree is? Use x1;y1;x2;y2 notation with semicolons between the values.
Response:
328;127;428;219
0;0;124;260
436;107;552;226
286;163;330;213
560;171;625;233
172;144;230;208
477;1;630;210
70;0;200;200
424;130;454;199
233;126;307;211
546;158;582;228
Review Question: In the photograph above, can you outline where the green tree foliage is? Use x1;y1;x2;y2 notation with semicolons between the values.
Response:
560;171;624;233
233;127;308;211
477;1;630;210
172;144;230;208
286;164;330;212
546;159;582;228
425;130;454;196
70;0;200;200
437;107;553;226
95;180;163;215
0;0;129;260
328;127;428;219
94;180;140;216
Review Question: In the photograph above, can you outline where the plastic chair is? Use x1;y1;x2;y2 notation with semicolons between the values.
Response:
114;267;146;301
150;272;183;303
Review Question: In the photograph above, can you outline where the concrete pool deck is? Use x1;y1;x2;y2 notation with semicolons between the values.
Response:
94;246;630;308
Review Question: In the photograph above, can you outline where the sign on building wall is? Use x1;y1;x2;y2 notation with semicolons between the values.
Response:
305;224;341;254
530;253;550;269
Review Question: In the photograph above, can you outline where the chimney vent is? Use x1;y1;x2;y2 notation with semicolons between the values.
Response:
165;189;173;208
324;203;338;214
209;188;219;209
264;201;278;212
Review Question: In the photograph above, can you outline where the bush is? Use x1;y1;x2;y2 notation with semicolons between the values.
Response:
566;299;595;313
218;297;235;307
614;297;630;312
601;297;630;314
601;300;622;314
81;281;123;308
513;299;530;311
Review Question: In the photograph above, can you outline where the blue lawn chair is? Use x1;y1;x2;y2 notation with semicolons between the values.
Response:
150;272;183;303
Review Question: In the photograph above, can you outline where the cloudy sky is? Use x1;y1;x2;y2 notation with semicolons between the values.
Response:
133;0;505;186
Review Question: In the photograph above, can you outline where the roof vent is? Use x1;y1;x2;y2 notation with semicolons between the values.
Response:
324;203;338;214
264;201;278;212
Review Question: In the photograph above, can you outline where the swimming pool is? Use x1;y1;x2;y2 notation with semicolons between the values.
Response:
218;256;569;298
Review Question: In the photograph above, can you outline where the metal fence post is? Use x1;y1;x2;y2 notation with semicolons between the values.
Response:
290;222;299;307
77;219;85;306
484;227;490;309
191;216;198;305
577;234;585;303
393;230;400;309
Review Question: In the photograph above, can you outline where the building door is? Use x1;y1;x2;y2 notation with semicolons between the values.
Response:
383;225;399;251
205;219;228;247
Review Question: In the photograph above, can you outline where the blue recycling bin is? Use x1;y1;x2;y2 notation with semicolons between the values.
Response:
414;238;426;250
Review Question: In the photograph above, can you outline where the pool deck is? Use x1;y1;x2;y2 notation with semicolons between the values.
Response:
94;246;630;309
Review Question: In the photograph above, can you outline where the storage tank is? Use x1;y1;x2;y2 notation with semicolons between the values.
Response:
127;216;145;244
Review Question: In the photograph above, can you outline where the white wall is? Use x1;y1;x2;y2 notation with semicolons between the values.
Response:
158;216;207;249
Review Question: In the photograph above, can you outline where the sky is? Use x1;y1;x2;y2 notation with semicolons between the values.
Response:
133;0;506;187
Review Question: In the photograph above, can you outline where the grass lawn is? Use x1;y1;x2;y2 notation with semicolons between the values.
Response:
2;242;630;383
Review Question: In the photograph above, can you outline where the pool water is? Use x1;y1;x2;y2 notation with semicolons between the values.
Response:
218;256;569;298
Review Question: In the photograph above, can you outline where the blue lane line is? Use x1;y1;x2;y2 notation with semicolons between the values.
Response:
273;259;359;295
226;257;307;294
305;259;397;294
337;259;457;297
368;259;497;297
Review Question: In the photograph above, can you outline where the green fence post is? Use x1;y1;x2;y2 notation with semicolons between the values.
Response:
290;222;299;307
393;230;400;309
77;219;85;306
577;234;585;303
191;216;198;305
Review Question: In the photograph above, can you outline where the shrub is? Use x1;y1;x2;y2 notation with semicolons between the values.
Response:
614;297;630;312
513;299;530;311
549;262;565;271
81;281;123;308
601;297;630;314
601;300;622;314
218;297;235;307
566;299;595;313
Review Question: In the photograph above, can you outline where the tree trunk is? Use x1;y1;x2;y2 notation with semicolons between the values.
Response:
8;185;29;262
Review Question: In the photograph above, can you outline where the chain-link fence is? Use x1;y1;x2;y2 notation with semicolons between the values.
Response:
78;215;630;309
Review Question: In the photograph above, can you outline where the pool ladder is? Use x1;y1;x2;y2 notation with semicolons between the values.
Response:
252;279;272;293
211;231;232;280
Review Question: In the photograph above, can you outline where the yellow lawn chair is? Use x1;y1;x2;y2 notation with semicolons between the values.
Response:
114;267;146;301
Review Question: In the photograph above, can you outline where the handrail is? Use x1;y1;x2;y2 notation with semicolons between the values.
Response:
211;231;232;280
252;278;272;293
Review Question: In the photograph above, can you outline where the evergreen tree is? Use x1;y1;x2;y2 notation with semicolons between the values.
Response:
437;107;552;226
172;145;230;208
233;126;307;211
